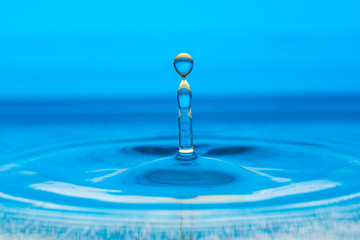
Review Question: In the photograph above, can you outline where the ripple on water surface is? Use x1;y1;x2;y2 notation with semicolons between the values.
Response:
0;135;359;209
1;98;360;238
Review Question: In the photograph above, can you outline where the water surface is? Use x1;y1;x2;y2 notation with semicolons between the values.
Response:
0;97;359;239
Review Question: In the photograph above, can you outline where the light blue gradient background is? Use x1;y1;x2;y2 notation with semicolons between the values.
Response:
1;0;359;100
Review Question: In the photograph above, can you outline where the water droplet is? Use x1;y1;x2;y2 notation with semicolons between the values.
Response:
174;53;193;78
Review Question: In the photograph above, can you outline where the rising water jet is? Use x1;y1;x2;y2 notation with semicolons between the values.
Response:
120;53;253;198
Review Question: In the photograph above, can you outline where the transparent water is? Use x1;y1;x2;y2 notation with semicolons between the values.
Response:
0;97;360;239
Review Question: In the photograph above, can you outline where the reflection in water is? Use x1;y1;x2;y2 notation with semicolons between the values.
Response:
0;197;359;239
88;168;128;183
29;180;337;204
241;166;291;182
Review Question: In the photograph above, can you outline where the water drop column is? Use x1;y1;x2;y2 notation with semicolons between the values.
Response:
178;79;194;155
174;53;196;158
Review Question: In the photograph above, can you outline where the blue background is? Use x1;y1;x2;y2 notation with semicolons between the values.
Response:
1;0;359;100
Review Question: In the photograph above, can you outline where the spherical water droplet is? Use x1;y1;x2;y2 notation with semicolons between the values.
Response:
174;53;193;78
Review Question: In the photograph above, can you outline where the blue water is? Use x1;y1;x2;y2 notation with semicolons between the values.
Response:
0;97;360;239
